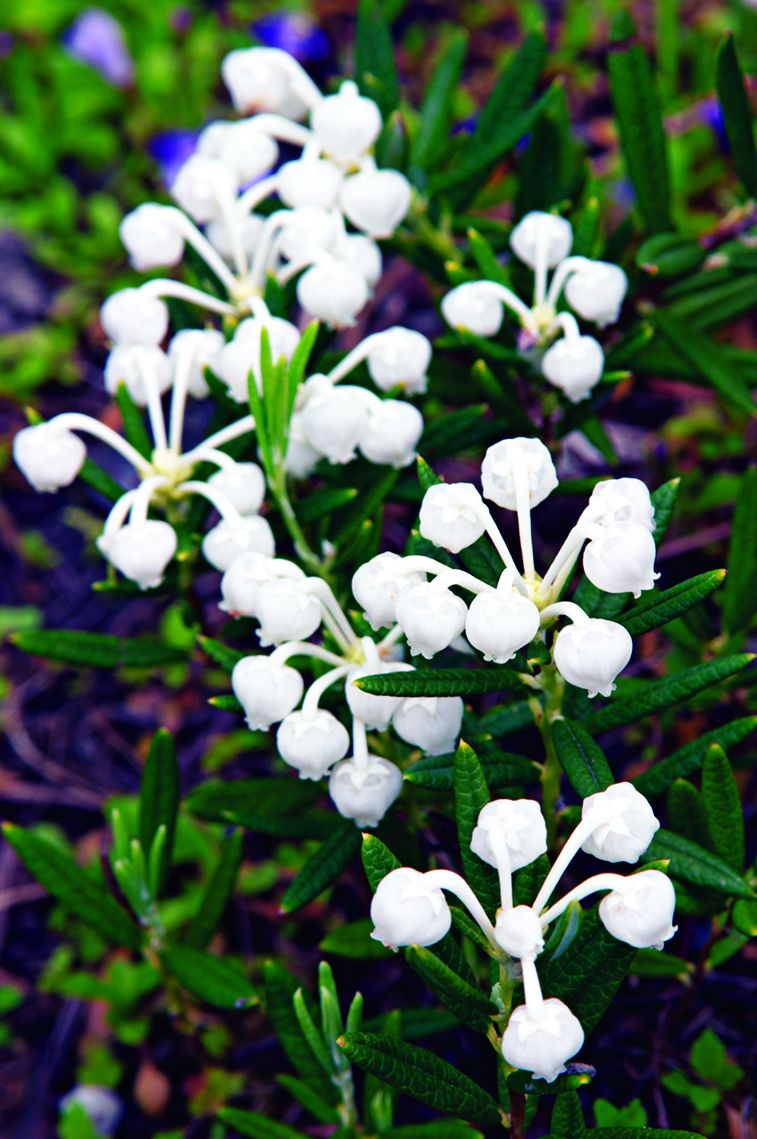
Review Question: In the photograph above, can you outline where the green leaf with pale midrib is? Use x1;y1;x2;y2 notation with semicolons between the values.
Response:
355;666;528;698
619;570;726;636
11;629;188;669
405;749;539;791
280;826;362;913
161;944;256;1009
645;829;753;898
139;729;179;894
405;945;495;1033
633;715;757;798
653;311;755;416
700;747;745;872
410;30;468;172
716;35;757;197
216;1108;303;1139
454;743;499;917
552;719;613;797
186;829;244;950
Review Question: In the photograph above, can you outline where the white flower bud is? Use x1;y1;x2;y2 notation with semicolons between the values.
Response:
366;327;431;395
395;584;468;660
100;289;169;346
285;411;321;479
221;47;308;118
419;483;487;553
205;214;264;264
202;515;275;571
370;867;452;948
232;656;304;730
580;782;660;863
276;709;350;779
277;158;344;209
346;661;414;730
198;118;278;184
564;260;628;327
465;590;540;663
340;168;411;237
300;378;380;464
352;552;424;631
583;522;659;598
359;400;424;468
471;799;547;872
311;80;382;162
171;154;237;223
392;696;464;756
104;345;172;405
481;438;558;511
541;335;604;403
585;478;655;532
207;463;265;517
168;328;225;399
328;754;403;827
296;259;370;327
98;520;177;590
279;206;340;262
337;234;383;288
494;905;545;959
219;551;277;616
510;211;573;269
14;423;86;493
256;578;322;647
441;282;505;337
599;870;677;949
552;617;632;698
501;998;584;1083
119;204;184;271
217;318;300;402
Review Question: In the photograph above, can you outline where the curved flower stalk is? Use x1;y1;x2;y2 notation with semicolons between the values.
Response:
353;436;660;699
370;784;676;1084
442;211;628;402
224;552;464;827
118;47;413;331
13;333;269;590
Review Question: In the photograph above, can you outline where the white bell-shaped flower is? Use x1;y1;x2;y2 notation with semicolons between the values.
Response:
441;282;505;337
221;47;309;118
541;335;604;403
370;867;452;948
279;206;340;262
337;233;383;288
219;551;279;617
207;463;266;517
501;998;584;1083
510;211;573;269
284;411;321;479
171;154;238;224
296;259;370;327
391;696;464;756
217;317;300;402
206;213;264;264
395;583;468;660
345;661;413;731
366;327;431;394
494;905;545;959
471;799;547;872
200;118;278;185
552;617;632;698
358;400;424;468
300;378;380;464
99;520;177;590
232;656;304;730
580;782;660;864
255;578;322;647
100;289;169;346
202;514;275;571
585;478;656;532
465;590;540;663
583;522;659;598
168;329;225;399
599;870;677;949
277;157;343;209
119;204;185;271
340;168;411;238
564;260;628;327
104;346;172;405
311;80;382;162
352;552;424;631
481;437;558;511
419;482;487;553
276;709;350;779
14;423;87;493
328;754;403;827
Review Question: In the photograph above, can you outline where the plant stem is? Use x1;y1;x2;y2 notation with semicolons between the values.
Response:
271;466;324;577
532;663;565;845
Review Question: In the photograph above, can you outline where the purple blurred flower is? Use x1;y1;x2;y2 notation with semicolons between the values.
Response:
0;32;14;58
148;130;199;187
698;96;729;154
252;12;329;62
63;9;133;88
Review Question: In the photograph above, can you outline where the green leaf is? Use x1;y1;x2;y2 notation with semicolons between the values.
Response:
354;666;527;698
550;1090;586;1138
297;486;358;523
653;311;755;416
620;570;726;637
186;778;325;839
199;636;245;671
411;30;468;171
608;17;671;232
337;1032;501;1125
636;232;706;278
732;898;757;936
454;743;499;916
217;1108;303;1139
405;750;539;791
186;829;244;950
334;468;398;550
280;826;362;913
263;961;337;1099
552;719;614;797
3;824;141;950
588;1131;705;1138
320;918;390;959
405;945;495;1033
645;829;754;898
11;629;188;669
275;1073;341;1125
716;35;757;197
161;944;256;1009
701;746;745;871
633;716;757;798
355;0;400;118
361;833;401;891
585;654;754;734
139;729;179;894
114;381;152;457
723;467;757;634
383;1124;484;1139
666;780;709;847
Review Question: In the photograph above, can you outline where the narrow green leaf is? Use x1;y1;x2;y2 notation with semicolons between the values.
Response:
199;636;245;671
411;30;468;171
275;1074;341;1125
732;898;757;937
355;0;400;117
645;829;753;898
334;468;398;549
633;716;757;797
475;700;534;738
320;919;390;959
405;750;539;791
139;729;179;894
620;570;726;637
454;743;499;916
406;946;495;1033
263;961;338;1099
361;833;401;891
355;666;527;698
11;629;188;669
653;311;755;416
2;824;141;950
293;988;331;1073
701;746;745;871
298;486;358;523
383;1124;484;1139
550;1090;586;1138
552;719;614;797
79;457;124;503
589;1130;708;1138
161;944;256;1009
716;35;757;197
723;467;757;633
280;826;362;913
186;829;244;949
186;778;333;839
217;1108;303;1139
114;381;152;457
338;1032;501;1125
666;780;710;847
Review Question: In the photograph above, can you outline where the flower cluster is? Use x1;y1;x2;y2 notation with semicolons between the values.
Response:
442;211;628;402
370;782;676;1083
225;554;463;826
353;437;659;698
